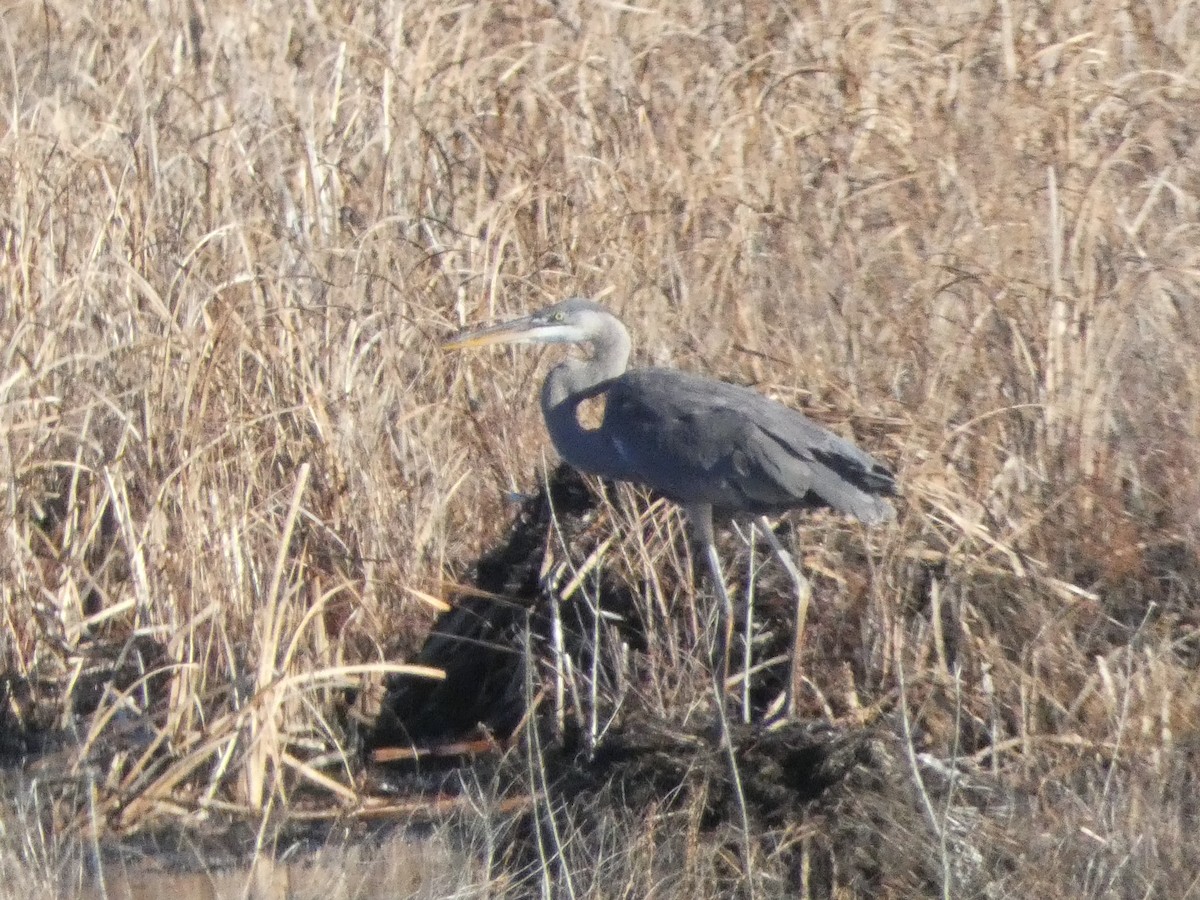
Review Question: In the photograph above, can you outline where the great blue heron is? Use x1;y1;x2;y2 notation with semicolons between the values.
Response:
443;297;896;719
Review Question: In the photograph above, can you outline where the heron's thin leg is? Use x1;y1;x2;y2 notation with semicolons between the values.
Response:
685;505;734;708
701;540;735;707
687;506;754;881
755;517;813;719
742;526;757;725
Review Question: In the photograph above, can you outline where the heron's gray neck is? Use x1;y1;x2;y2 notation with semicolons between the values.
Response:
539;316;632;478
544;317;631;405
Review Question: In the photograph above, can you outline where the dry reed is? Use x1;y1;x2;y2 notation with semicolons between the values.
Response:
1;0;1199;896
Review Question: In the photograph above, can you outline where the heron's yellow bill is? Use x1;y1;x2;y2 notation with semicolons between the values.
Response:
442;319;536;351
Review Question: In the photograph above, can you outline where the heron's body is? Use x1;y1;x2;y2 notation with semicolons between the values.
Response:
545;366;895;523
445;296;895;720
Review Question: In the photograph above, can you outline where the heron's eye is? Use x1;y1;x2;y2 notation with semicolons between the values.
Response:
552;312;565;322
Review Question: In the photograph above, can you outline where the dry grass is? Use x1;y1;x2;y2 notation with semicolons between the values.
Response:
2;0;1200;895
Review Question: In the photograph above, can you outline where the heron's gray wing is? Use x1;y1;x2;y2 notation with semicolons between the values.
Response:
745;386;897;522
605;369;895;524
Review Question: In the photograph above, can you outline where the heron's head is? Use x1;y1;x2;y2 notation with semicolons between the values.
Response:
443;297;614;351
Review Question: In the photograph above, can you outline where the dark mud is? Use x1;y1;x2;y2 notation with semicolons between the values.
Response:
364;465;972;896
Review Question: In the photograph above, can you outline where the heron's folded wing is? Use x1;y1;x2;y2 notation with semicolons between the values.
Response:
606;369;895;523
604;372;814;510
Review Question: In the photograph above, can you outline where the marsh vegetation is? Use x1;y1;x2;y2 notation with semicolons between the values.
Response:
1;0;1199;896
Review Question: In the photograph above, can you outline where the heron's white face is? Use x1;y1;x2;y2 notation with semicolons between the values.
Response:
443;299;603;350
526;302;605;344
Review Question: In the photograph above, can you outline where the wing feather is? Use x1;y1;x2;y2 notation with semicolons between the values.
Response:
601;368;895;522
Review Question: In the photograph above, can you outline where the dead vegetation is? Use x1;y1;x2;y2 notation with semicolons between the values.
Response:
1;0;1199;896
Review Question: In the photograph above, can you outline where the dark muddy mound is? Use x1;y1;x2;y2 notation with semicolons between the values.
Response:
367;464;912;830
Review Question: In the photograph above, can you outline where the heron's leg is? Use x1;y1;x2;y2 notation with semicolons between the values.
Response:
702;540;736;706
684;506;733;706
687;506;755;880
755;517;813;719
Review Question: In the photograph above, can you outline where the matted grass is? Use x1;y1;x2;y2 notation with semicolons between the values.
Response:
1;0;1199;895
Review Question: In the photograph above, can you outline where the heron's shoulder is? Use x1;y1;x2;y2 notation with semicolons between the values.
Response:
609;367;761;405
609;368;887;460
602;369;779;450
